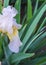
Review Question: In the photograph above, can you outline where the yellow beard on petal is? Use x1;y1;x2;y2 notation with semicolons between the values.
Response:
6;26;18;40
0;26;18;40
0;29;6;33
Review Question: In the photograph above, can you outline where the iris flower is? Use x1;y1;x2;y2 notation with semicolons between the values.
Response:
0;6;22;53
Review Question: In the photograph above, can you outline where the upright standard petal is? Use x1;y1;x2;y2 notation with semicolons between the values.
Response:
2;6;18;17
0;14;13;34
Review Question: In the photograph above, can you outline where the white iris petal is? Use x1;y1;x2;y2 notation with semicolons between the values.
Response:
0;14;13;34
8;35;22;53
2;6;18;17
13;19;22;29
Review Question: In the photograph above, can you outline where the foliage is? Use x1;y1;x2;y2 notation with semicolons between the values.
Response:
0;0;46;65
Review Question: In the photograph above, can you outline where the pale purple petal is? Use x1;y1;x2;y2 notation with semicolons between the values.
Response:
13;19;22;29
8;41;19;53
8;35;22;53
2;6;18;17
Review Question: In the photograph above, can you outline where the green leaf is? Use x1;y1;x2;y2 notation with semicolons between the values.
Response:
0;34;4;60
2;35;12;65
28;32;46;53
10;53;35;64
21;2;46;51
22;56;46;65
0;46;3;60
2;35;12;58
20;51;46;65
3;42;10;65
23;29;46;52
37;17;46;34
33;0;39;15
0;0;2;13
39;0;46;2
27;0;32;21
22;14;26;24
19;24;27;38
14;0;21;23
4;0;9;7
31;56;46;65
